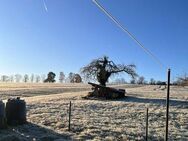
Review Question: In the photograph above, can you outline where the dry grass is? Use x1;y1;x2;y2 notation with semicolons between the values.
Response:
0;83;91;100
0;83;188;141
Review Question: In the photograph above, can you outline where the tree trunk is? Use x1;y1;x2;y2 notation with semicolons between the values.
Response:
99;81;106;87
98;72;111;87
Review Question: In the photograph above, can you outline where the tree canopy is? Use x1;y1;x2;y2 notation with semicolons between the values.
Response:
44;72;56;83
81;56;137;86
68;72;82;83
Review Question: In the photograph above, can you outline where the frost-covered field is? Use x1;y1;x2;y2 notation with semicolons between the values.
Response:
0;83;188;141
0;83;91;100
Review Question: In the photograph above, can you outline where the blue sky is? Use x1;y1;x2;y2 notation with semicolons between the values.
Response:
0;0;188;81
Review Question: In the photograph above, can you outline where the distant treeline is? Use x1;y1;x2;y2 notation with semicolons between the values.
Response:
112;77;167;85
112;75;188;86
1;72;187;86
0;71;82;83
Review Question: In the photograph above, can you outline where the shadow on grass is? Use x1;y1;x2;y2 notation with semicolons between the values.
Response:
0;122;71;141
117;95;188;107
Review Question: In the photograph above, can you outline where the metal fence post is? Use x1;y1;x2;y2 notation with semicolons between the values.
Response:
146;108;148;141
69;101;72;131
165;69;171;141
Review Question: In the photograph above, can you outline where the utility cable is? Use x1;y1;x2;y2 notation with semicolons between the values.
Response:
92;0;166;69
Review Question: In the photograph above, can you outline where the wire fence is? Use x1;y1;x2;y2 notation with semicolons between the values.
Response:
58;98;188;141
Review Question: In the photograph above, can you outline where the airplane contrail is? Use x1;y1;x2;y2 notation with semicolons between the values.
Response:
43;0;48;12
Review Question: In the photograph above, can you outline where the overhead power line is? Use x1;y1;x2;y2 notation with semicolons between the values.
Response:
92;0;166;69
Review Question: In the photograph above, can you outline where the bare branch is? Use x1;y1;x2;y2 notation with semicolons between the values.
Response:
81;56;137;86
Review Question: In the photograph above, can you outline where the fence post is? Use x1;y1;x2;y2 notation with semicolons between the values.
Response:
165;69;171;141
146;108;148;141
68;101;72;131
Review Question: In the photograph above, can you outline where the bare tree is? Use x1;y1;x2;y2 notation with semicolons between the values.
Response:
30;74;34;83
137;76;145;84
149;78;156;85
114;78;127;84
177;73;188;86
1;75;9;82
67;73;82;83
59;72;65;83
23;74;29;83
73;74;82;83
130;78;136;84
81;56;137;86
15;74;22;83
41;74;46;83
9;75;14;82
68;72;75;83
35;75;41;83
